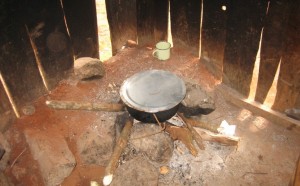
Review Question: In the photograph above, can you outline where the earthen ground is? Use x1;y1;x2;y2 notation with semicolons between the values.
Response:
2;46;300;186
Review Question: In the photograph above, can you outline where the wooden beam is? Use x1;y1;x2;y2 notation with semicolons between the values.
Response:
62;0;99;58
45;100;125;112
201;0;228;79
170;0;200;56
106;0;137;55
153;0;168;43
218;84;300;132
137;0;155;46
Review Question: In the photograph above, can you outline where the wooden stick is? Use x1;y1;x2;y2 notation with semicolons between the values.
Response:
178;113;205;150
103;115;133;186
46;100;125;112
165;123;198;156
10;148;27;168
195;128;239;146
178;112;219;133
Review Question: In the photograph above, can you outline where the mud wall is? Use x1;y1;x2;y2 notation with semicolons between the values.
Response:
0;0;97;128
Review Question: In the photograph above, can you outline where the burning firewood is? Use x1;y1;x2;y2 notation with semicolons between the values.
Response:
195;128;239;146
178;113;205;150
164;113;239;156
103;114;134;186
45;100;125;112
178;112;219;133
165;123;198;156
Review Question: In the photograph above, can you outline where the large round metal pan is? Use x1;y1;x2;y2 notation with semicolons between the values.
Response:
120;70;186;123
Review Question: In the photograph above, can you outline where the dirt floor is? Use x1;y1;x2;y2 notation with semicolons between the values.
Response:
1;46;300;186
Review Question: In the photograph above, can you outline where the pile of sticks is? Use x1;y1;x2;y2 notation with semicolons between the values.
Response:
46;100;240;185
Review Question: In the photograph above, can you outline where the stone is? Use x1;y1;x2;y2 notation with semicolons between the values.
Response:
0;171;13;186
24;129;76;186
111;156;159;186
179;82;216;117
77;114;116;166
0;111;15;133
285;108;300;120
129;123;174;164
74;57;105;80
0;132;11;171
21;105;35;116
0;148;5;160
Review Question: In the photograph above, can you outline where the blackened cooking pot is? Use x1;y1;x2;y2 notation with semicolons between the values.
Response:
120;70;186;123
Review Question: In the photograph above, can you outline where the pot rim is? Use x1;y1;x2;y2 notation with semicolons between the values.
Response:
120;70;186;113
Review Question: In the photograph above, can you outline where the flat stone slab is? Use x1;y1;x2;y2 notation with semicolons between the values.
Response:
111;156;159;186
77;114;116;166
129;123;174;164
24;129;76;186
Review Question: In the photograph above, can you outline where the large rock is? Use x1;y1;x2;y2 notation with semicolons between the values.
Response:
179;82;216;117
129;123;174;164
74;57;105;80
77;114;116;166
111;156;159;186
24;129;76;186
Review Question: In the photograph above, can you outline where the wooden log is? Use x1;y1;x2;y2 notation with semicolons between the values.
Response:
165;123;198;156
195;128;239;146
178;113;205;150
45;100;125;112
165;121;239;155
178;113;219;133
223;0;268;96
103;114;133;186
